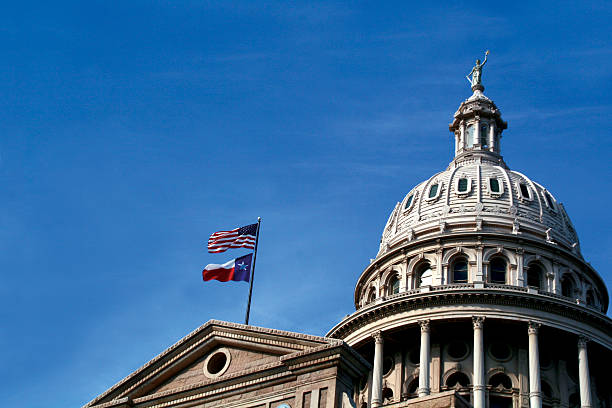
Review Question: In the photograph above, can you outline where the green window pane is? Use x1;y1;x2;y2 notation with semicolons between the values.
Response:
429;184;439;198
405;195;413;209
480;125;488;146
490;178;500;193
458;178;468;192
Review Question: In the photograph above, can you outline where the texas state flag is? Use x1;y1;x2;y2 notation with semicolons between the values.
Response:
202;253;252;283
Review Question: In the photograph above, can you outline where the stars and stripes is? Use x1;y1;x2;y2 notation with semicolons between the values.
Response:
207;223;257;253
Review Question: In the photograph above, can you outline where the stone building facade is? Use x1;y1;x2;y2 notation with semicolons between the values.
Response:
85;83;611;408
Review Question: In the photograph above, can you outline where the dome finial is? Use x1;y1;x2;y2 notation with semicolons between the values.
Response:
466;50;489;92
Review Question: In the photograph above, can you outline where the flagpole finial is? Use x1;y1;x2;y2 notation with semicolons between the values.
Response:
258;217;261;222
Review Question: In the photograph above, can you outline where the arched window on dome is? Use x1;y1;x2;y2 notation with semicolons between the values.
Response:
415;263;433;288
561;275;575;299
543;191;556;210
519;183;531;200
490;258;507;284
387;275;400;296
366;287;377;304
445;372;470;388
404;194;414;211
428;183;440;199
451;259;468;283
489;177;501;194
527;264;542;289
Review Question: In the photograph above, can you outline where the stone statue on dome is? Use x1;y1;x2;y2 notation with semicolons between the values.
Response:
467;50;489;88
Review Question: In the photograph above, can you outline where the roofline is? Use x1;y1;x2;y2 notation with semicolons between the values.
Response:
83;320;340;408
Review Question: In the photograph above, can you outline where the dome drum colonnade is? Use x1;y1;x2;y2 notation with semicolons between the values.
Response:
327;70;611;408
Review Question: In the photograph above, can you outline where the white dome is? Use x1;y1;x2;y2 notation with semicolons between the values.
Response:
378;88;581;258
378;161;580;258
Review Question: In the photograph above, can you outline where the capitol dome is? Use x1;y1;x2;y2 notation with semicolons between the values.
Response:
328;78;611;408
379;89;579;259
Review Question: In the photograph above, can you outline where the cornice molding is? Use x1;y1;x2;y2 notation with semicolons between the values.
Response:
331;288;612;347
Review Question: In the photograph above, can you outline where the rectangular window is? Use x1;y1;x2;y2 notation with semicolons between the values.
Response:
405;195;414;209
429;184;439;198
458;178;468;192
520;183;530;199
490;178;500;193
466;125;475;147
480;125;488;147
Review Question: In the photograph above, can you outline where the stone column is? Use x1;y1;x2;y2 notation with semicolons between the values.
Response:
577;336;592;408
418;320;431;397
474;116;481;147
528;321;542;408
516;248;525;287
473;316;486;408
435;248;444;286
431;343;441;393
552;262;561;295
489;122;496;151
455;130;461;155
475;245;484;282
371;331;384;408
460;120;465;151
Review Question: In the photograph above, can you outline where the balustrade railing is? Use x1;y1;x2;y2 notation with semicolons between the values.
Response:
359;282;603;313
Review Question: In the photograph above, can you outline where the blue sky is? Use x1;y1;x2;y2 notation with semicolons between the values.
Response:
1;1;611;407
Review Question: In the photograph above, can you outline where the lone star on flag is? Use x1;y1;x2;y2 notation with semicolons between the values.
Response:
237;262;248;271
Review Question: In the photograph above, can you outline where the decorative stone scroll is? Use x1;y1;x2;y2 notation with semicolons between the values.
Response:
472;316;485;329
527;321;541;335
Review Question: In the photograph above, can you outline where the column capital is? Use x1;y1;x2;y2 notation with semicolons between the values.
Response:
372;330;384;344
419;319;431;332
472;316;485;329
578;335;589;348
528;321;541;335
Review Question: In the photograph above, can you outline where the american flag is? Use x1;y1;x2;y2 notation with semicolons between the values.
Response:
207;223;257;253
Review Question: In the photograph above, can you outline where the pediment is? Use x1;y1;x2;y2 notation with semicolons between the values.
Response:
84;320;337;407
153;344;286;394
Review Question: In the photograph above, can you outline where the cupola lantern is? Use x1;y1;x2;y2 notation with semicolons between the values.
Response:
449;51;508;166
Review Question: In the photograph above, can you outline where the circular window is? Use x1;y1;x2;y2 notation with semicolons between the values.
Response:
447;341;469;361
383;356;394;376
489;343;512;361
203;348;231;379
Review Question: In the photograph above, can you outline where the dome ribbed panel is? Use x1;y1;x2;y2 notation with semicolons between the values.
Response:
377;162;580;257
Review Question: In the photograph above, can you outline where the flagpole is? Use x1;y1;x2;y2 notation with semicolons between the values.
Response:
244;217;261;325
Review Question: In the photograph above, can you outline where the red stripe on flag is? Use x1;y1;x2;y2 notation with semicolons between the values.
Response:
202;266;235;282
